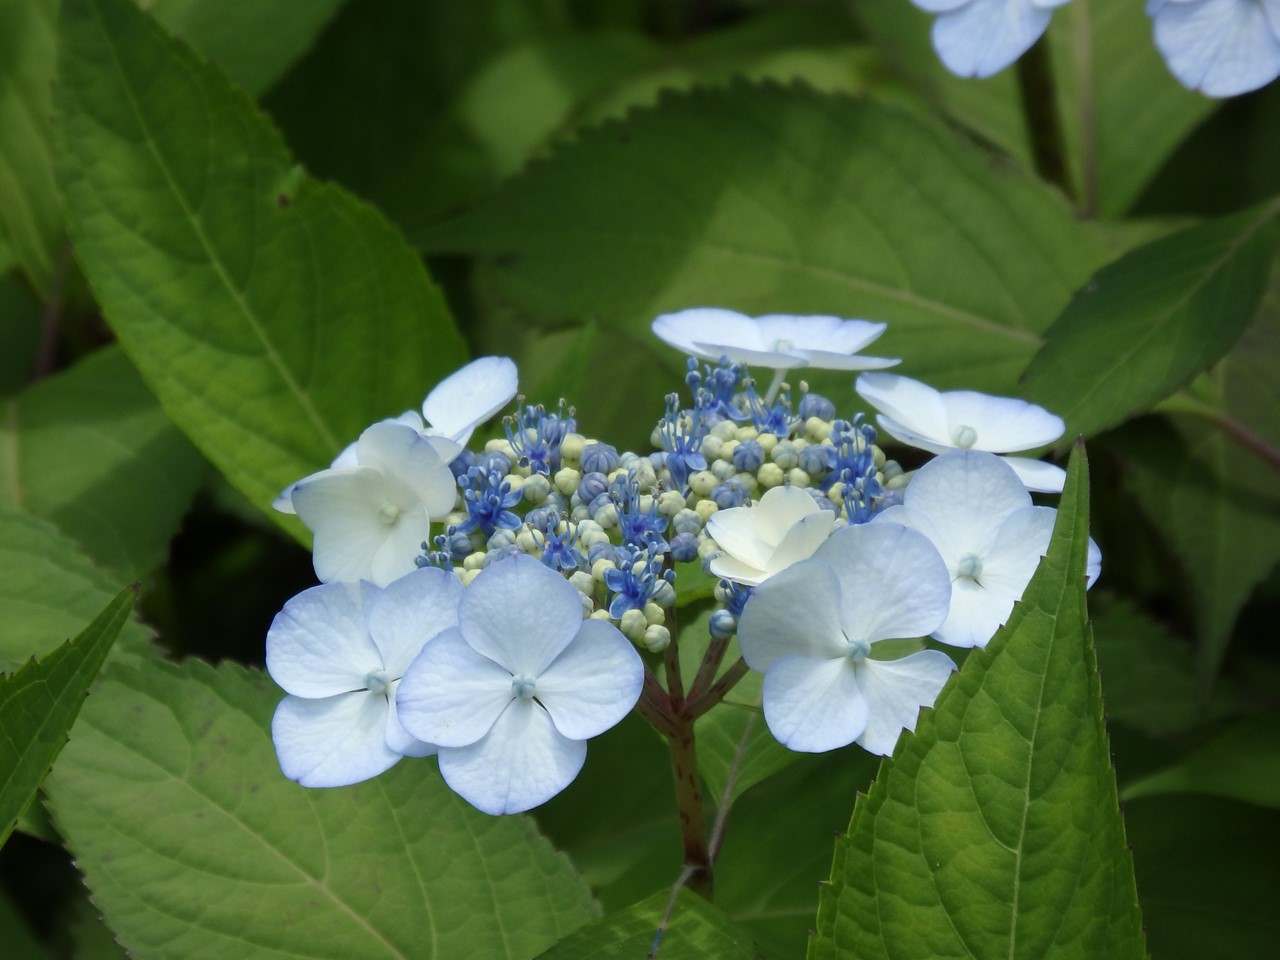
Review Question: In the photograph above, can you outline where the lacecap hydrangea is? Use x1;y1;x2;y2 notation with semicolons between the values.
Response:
264;311;1096;815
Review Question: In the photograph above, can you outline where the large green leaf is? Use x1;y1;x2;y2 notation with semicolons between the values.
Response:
0;508;153;671
1110;294;1280;686
55;0;467;535
1125;795;1280;960
45;657;599;959
1023;199;1280;439
1122;714;1280;809
810;445;1146;960
853;1;1215;219
0;0;61;294
535;889;758;960
418;83;1105;395
143;0;345;95
0;586;133;848
0;347;207;577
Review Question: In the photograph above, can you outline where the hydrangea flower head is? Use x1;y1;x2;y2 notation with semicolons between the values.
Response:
651;308;899;372
872;450;1100;648
266;568;462;787
737;522;956;755
705;484;836;586
396;554;643;814
290;422;458;586
1147;0;1280;97
855;372;1066;492
912;0;1073;79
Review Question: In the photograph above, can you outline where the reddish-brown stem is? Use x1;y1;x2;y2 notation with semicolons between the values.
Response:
687;657;750;722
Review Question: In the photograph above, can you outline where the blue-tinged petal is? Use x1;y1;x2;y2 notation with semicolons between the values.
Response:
271;691;400;787
813;523;952;645
854;650;957;756
396;627;514;748
738;559;848;671
384;681;437;758
761;654;868;753
438;699;587;815
1001;456;1066;493
939;390;1064;452
932;0;1052;78
651;307;756;359
368;566;463;675
913;0;973;11
356;421;458;518
266;581;380;698
460;554;582;676
856;373;952;448
1152;0;1280;97
536;619;643;741
422;356;519;447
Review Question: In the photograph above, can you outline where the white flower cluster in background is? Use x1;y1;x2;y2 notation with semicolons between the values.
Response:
265;310;1095;814
909;0;1280;97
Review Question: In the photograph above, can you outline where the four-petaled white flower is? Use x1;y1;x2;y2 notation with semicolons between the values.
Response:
705;485;836;586
290;422;458;586
266;568;462;787
396;555;644;815
1147;0;1280;98
855;371;1067;493
873;450;1100;648
651;308;899;373
737;522;957;755
912;0;1073;79
274;356;517;513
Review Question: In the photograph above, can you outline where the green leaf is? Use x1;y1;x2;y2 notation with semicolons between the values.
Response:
535;889;759;960
1125;795;1280;960
695;670;795;807
0;270;41;395
1090;596;1206;737
851;2;1217;219
810;444;1146;960
0;347;207;578
418;83;1105;395
716;747;880;960
1023;199;1280;439
0;0;61;294
45;657;599;959
143;0;345;95
0;887;54;960
1122;714;1280;809
0;585;134;848
0;508;153;671
55;0;467;536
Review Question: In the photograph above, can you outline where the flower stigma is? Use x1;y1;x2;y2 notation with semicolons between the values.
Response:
364;669;393;696
511;675;538;701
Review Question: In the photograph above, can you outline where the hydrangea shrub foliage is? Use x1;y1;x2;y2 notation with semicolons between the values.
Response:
2;0;1278;957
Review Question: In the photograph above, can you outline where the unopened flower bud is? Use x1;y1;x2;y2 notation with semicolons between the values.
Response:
757;462;785;488
709;609;737;640
642;624;671;653
620;608;648;644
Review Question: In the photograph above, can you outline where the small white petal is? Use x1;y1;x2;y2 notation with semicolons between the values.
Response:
368;567;464;676
384;682;437;758
813;523;953;643
935;576;1020;648
1002;456;1067;493
708;553;770;587
766;509;837;575
854;651;956;755
888;451;1031;564
761;655;869;753
291;468;413;586
913;0;972;11
651;308;757;359
266;581;380;698
536;619;643;741
1152;0;1280;97
396;627;514;748
939;391;1064;452
422;357;519;447
356;422;457;518
272;692;401;788
438;699;587;815
932;0;1052;78
368;512;433;588
1087;537;1102;588
692;341;809;370
790;348;900;371
460;555;582;676
738;559;849;671
856;373;952;448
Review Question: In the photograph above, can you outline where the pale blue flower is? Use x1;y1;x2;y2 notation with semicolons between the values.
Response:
1147;0;1280;97
266;568;461;787
396;555;643;815
737;523;956;755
